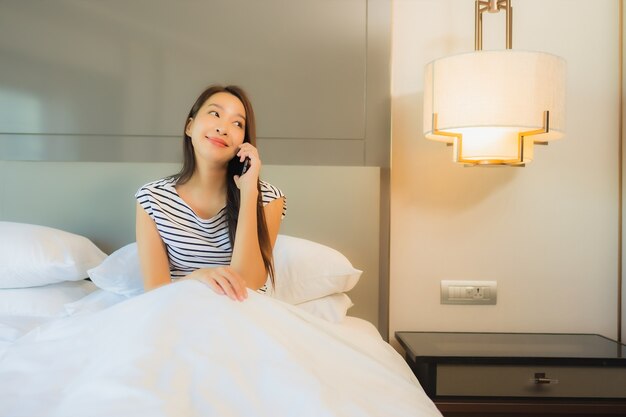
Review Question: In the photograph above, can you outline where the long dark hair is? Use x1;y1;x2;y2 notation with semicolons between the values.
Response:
173;85;274;285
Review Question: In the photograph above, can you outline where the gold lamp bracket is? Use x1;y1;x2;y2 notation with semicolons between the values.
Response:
431;111;551;167
475;0;512;51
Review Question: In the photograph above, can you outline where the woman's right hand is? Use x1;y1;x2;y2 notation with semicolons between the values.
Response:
186;267;248;302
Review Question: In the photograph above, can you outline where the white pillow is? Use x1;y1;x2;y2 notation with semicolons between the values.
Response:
86;236;362;304
295;293;354;323
272;235;362;304
87;243;144;297
0;222;108;289
0;280;97;317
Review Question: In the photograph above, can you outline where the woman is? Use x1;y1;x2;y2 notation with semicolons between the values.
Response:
135;85;286;301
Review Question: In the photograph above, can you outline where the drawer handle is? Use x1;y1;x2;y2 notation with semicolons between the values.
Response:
533;372;559;385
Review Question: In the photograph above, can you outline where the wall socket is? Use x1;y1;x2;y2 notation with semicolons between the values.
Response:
441;280;497;305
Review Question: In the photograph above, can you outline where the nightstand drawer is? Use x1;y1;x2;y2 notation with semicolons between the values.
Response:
437;365;626;398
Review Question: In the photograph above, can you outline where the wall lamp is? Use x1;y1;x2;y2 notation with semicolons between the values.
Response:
423;0;566;166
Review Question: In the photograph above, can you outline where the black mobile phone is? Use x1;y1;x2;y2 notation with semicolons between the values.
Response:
231;156;250;176
241;157;250;175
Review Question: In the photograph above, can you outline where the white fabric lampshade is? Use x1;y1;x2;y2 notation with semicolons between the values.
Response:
423;50;566;163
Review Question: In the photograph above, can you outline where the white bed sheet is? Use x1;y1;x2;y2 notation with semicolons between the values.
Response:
0;280;99;351
0;281;441;417
1;292;381;357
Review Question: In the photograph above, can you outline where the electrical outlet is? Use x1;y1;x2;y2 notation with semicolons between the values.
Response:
440;280;497;305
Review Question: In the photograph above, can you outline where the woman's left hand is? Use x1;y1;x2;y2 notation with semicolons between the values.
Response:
233;143;261;194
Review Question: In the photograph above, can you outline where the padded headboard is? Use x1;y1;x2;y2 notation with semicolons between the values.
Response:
0;161;380;328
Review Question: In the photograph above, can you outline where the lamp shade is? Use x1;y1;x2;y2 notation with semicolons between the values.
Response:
423;50;566;164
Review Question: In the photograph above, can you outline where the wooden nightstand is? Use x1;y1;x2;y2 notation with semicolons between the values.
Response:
395;332;626;417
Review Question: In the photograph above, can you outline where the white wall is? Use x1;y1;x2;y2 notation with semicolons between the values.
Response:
390;0;620;343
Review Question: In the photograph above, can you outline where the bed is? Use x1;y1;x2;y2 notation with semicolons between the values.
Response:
0;162;441;417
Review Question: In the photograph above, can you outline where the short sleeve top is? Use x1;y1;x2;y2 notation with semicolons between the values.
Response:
135;177;286;289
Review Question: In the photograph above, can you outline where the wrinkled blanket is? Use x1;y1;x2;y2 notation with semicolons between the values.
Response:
0;280;441;417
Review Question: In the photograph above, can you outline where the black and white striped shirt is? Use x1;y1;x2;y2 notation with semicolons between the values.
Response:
135;177;286;290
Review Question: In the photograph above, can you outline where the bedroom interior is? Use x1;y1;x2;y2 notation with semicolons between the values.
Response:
0;1;437;416
390;0;626;414
1;0;626;416
390;0;624;342
0;0;392;330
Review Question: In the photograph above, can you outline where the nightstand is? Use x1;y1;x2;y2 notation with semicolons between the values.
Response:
395;332;626;417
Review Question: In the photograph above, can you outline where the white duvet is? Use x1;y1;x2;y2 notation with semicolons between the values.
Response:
0;280;441;417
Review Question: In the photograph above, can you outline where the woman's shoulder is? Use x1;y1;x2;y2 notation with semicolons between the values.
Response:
259;180;285;200
135;176;177;200
137;176;177;193
259;180;287;218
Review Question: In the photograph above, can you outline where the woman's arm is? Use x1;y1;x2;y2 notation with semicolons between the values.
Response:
264;197;285;249
135;202;171;291
230;194;284;289
228;141;283;289
229;189;262;289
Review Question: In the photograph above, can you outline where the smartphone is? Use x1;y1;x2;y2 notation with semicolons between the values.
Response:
230;156;250;176
241;157;250;175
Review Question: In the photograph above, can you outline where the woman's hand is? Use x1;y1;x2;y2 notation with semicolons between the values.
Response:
187;266;248;301
233;143;260;195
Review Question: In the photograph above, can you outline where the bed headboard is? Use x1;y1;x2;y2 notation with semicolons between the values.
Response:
0;161;381;329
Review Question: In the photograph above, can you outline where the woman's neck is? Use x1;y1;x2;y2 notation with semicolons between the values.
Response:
175;163;229;220
188;163;228;196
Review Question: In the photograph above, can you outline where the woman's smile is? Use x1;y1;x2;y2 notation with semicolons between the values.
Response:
206;136;228;147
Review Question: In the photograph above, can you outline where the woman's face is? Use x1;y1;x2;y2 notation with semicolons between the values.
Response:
185;92;247;165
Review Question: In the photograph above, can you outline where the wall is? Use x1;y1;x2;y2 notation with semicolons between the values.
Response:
0;0;390;167
618;0;626;343
390;0;620;342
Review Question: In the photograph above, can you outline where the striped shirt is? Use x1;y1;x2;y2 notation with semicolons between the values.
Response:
135;177;286;291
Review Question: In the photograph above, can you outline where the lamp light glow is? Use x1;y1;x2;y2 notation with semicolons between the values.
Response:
423;0;566;166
